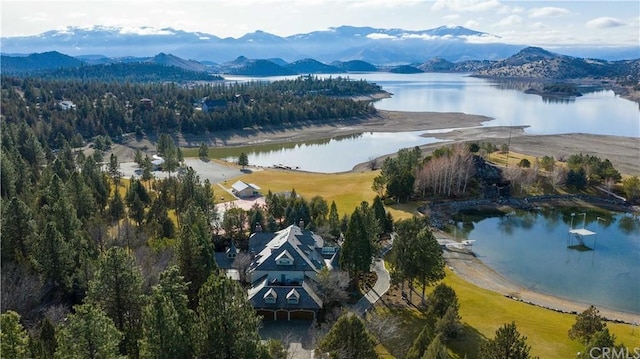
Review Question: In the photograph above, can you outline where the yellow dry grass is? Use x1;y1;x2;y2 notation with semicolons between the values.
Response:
235;169;380;216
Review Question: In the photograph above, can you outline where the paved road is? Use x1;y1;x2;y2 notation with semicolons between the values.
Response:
353;258;391;316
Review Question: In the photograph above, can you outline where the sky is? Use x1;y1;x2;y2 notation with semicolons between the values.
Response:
1;0;639;47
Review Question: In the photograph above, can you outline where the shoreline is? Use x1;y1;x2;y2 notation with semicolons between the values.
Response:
439;231;640;325
429;196;640;325
120;109;639;175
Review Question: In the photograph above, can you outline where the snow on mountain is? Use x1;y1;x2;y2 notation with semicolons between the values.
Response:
1;25;636;64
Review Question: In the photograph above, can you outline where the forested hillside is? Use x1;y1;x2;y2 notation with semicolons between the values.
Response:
0;75;379;147
0;74;385;358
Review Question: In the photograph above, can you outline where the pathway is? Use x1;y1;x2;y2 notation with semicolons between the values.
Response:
352;258;391;316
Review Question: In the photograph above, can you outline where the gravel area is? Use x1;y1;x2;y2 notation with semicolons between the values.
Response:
120;158;246;184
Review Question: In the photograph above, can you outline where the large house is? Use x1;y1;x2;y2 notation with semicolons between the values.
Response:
217;224;339;321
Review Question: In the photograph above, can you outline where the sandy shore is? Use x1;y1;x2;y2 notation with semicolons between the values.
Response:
113;108;639;323
168;109;638;176
441;242;640;325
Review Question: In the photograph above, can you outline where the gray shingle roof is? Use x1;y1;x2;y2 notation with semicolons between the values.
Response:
248;225;327;273
248;277;323;310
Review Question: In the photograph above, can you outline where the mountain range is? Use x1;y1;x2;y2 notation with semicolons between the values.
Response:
2;25;638;65
2;47;638;84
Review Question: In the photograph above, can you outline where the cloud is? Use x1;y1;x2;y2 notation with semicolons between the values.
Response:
431;0;502;12
586;17;626;29
529;7;570;18
400;33;436;40
462;34;500;44
347;0;424;8
465;20;480;28
443;14;460;20
22;12;49;22
119;26;175;35
495;15;522;27
366;33;396;40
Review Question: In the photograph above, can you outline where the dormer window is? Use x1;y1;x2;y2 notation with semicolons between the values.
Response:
286;288;300;304
226;246;238;259
275;250;294;265
263;288;277;304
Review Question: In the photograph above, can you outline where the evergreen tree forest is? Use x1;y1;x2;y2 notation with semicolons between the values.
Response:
1;75;378;147
0;74;389;358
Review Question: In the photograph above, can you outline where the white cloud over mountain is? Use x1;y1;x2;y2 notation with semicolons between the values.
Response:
586;17;626;29
528;7;570;19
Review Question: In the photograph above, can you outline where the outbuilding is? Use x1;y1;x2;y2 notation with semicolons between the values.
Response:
231;180;261;198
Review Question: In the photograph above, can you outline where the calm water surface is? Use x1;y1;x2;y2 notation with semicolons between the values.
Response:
455;209;640;314
220;74;640;312
219;73;639;172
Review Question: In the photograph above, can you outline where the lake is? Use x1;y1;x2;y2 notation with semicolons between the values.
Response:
453;208;640;314
217;73;639;172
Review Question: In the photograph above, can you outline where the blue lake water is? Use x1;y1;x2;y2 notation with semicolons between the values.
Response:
219;73;639;172
455;209;640;314
220;73;640;313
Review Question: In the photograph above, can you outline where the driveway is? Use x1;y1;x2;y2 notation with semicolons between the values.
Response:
353;259;391;316
119;158;244;184
259;320;317;359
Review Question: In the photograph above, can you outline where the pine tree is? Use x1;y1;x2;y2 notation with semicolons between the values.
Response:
568;305;606;345
177;207;217;307
435;305;461;340
340;204;376;286
1;197;35;262
198;142;209;161
414;227;445;302
194;273;263;359
109;189;126;223
318;314;378;359
108;153;122;187
87;247;145;358
35;222;74;291
328;201;340;238
428;283;459;319
405;325;433;359
480;322;537;359
422;333;450;359
1;311;29;359
579;329;618;359
55;303;122;359
238;152;249;169
140;267;195;359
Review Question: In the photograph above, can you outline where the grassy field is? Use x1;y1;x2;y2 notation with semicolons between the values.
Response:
234;169;417;219
230;166;639;358
440;268;638;358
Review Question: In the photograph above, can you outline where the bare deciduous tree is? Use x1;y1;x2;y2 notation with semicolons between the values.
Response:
365;311;407;358
232;252;253;284
415;144;475;197
311;268;350;305
368;156;378;171
1;262;41;316
551;166;567;189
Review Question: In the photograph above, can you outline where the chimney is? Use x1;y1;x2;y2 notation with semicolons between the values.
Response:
298;219;304;229
255;222;263;232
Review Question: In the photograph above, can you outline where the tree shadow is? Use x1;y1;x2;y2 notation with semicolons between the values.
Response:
447;322;487;359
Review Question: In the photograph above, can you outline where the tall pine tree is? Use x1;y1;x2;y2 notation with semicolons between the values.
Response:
87;247;145;358
55;303;122;359
194;273;263;359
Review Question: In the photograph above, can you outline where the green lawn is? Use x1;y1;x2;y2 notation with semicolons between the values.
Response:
228;167;639;358
442;268;638;358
